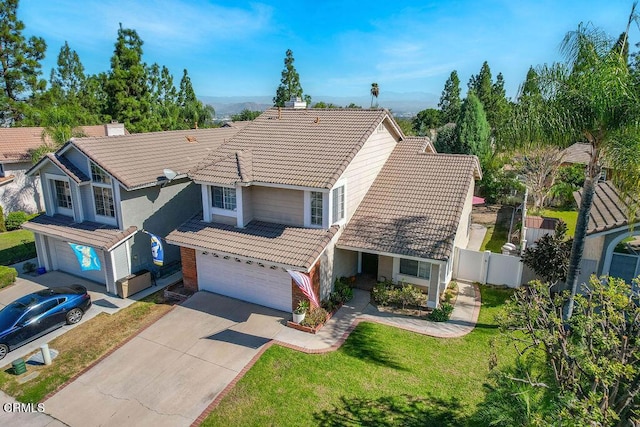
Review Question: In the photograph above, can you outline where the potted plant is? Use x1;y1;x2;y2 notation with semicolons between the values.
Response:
293;299;310;324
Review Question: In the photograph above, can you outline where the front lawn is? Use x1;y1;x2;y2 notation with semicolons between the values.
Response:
0;291;174;403
539;208;578;238
0;229;36;265
203;286;516;426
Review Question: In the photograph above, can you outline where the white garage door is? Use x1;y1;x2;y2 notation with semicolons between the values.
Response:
52;238;106;284
196;252;292;312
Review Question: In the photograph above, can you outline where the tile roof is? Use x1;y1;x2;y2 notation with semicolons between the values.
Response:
338;139;481;261
0;175;15;186
561;142;592;165
0;125;122;163
166;218;339;270
45;153;90;184
22;214;137;251
524;216;558;230
70;126;248;190
574;181;635;234
190;108;403;189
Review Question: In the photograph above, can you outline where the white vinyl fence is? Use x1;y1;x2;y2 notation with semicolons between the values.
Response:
454;248;523;288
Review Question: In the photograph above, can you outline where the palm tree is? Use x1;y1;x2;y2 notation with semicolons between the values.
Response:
370;83;379;108
504;5;640;318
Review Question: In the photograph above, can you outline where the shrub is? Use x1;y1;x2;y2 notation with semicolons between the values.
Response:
0;205;5;232
372;281;393;305
0;266;17;289
294;299;309;315
5;211;29;231
301;307;328;328
334;277;354;303
397;284;423;309
429;302;454;322
22;261;36;274
321;298;339;313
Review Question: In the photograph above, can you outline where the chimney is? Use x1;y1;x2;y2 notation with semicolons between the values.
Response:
105;121;125;136
284;96;306;109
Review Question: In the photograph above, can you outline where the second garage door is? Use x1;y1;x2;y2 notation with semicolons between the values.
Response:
52;238;107;284
196;252;292;312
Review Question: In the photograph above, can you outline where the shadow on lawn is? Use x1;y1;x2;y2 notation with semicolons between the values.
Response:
314;394;465;426
340;323;407;371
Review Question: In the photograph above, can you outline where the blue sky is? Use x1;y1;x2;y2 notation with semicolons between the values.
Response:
18;1;638;103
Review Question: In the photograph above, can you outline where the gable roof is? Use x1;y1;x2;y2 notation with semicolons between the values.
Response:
190;108;404;189
44;153;91;184
0;125;125;163
65;126;248;190
338;139;481;261
166;218;339;271
575;181;637;234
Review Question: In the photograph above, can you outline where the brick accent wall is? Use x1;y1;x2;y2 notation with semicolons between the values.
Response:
180;247;198;291
291;260;321;311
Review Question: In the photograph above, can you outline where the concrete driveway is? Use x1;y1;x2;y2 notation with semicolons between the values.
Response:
0;270;177;367
43;292;286;427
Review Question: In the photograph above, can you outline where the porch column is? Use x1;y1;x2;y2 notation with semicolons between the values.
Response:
427;264;441;309
357;252;362;274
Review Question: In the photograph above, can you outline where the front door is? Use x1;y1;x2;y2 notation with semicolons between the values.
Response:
361;252;378;277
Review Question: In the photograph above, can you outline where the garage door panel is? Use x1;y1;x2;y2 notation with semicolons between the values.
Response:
196;253;291;312
52;238;106;284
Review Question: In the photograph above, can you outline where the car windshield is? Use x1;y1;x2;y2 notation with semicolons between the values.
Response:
0;302;28;327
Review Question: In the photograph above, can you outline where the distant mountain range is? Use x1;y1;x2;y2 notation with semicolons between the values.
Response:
200;92;439;120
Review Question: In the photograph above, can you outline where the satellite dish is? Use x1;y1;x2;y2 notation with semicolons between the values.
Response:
163;168;177;181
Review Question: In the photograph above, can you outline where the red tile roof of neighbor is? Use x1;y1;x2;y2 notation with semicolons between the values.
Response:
524;216;558;230
0;125;125;163
189;108;404;189
338;138;481;261
22;214;137;251
166;219;340;270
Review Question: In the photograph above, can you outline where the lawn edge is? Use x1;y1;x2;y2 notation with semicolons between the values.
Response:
40;303;178;403
192;282;481;426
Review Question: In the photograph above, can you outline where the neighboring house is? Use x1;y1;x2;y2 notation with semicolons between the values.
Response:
167;107;481;310
0;123;126;214
561;142;610;181
523;216;559;248
22;125;247;295
576;181;640;286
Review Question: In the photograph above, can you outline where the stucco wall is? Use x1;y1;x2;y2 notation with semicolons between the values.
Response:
251;186;304;226
378;255;393;282
120;178;201;272
452;175;475;251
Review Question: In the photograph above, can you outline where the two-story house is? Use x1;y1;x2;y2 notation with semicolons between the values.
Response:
167;107;481;310
22;125;247;295
0;123;126;214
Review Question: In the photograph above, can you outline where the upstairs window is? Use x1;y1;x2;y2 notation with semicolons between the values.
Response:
400;259;431;280
332;185;345;222
54;180;72;209
212;186;236;211
91;162;111;184
310;191;323;226
93;187;115;217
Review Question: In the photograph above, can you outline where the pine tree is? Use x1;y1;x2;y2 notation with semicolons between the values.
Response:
438;71;461;123
177;69;213;129
468;62;493;112
456;92;491;160
0;0;47;125
273;49;305;107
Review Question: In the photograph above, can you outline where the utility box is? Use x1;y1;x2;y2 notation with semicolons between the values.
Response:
116;270;152;298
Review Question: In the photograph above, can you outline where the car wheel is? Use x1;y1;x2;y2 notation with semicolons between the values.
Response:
0;344;8;361
66;308;84;325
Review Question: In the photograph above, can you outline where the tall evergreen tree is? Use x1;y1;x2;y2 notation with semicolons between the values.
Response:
105;24;153;132
519;66;542;102
177;69;213;129
0;0;47;125
468;61;493;111
438;70;461;123
50;41;85;102
273;49;306;107
456;92;491;160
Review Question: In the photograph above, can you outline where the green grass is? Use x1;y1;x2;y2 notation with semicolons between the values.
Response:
480;222;509;253
0;229;36;266
203;286;516;426
538;208;578;238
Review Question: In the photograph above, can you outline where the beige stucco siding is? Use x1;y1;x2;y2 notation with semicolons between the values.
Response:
210;214;236;226
452;176;475;251
583;235;605;261
242;185;254;224
251;186;304;226
378;255;393;282
336;124;398;223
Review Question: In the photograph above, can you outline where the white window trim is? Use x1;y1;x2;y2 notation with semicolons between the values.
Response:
209;185;238;218
45;173;74;218
304;190;327;228
330;179;347;226
392;257;432;288
92;186;117;225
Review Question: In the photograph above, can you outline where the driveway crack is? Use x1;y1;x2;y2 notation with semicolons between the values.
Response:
93;385;192;421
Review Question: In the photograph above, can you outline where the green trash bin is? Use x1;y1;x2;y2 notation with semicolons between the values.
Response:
12;358;26;375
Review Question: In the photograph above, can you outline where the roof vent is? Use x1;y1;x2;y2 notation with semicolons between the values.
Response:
185;135;197;143
284;96;307;109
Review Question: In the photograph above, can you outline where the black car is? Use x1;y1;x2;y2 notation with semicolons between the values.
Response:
0;285;92;360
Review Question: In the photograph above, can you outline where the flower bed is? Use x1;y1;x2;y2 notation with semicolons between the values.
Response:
287;277;353;334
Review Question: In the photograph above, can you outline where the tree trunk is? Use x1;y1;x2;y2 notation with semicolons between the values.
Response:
563;176;596;319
